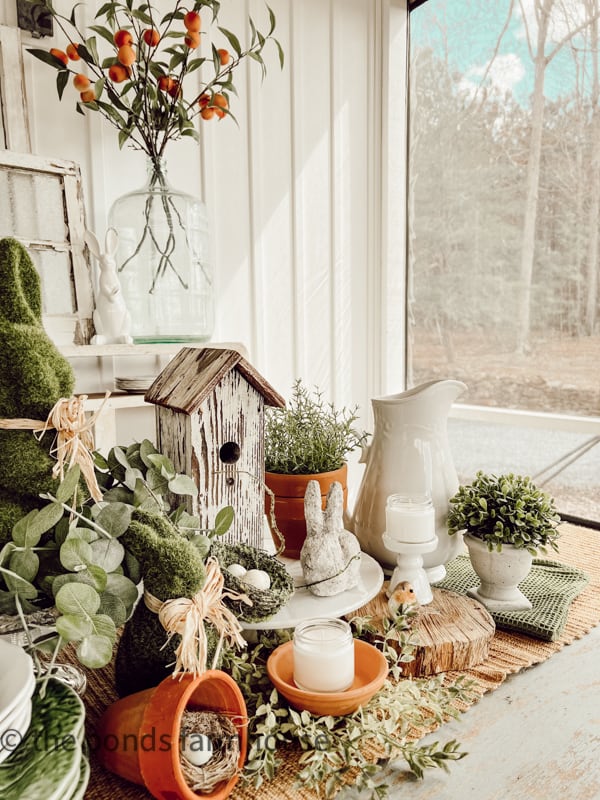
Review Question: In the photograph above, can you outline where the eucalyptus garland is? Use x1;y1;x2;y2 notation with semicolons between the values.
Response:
222;613;477;798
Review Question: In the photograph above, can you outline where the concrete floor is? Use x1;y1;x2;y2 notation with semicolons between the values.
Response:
339;622;600;800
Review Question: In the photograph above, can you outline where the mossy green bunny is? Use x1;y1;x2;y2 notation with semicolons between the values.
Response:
115;509;219;696
0;238;75;544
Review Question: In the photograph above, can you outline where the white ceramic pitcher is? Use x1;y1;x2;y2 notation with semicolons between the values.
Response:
347;379;467;581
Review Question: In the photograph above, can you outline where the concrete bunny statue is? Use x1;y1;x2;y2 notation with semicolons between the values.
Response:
300;480;361;596
85;228;133;344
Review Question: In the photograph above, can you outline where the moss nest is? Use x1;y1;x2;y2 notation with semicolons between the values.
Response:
210;541;294;623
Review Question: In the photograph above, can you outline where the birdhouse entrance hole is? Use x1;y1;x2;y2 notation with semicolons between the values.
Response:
219;441;241;464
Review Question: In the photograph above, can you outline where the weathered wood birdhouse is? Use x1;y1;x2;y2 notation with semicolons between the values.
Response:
145;347;285;548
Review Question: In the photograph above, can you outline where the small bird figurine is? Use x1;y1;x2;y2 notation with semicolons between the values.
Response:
387;580;420;619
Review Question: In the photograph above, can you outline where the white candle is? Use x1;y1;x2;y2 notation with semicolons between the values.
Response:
385;494;435;543
293;618;354;693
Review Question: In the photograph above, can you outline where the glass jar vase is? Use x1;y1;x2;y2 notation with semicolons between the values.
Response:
108;157;213;343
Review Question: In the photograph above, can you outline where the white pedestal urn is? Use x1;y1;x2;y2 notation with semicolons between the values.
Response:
464;534;533;612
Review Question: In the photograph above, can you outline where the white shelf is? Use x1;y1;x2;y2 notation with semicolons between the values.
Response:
58;341;248;358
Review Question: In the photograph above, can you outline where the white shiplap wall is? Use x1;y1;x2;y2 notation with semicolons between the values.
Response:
1;0;407;438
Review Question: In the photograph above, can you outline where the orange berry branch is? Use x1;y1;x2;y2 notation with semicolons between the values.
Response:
29;0;283;165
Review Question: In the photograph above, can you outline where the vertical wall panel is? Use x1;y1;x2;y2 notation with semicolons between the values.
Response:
246;0;296;393
290;0;334;393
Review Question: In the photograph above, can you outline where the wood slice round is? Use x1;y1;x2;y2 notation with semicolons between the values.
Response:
349;585;496;677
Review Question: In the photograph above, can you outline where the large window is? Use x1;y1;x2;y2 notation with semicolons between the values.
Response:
408;0;600;521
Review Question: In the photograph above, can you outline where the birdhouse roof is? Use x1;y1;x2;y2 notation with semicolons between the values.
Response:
144;347;285;414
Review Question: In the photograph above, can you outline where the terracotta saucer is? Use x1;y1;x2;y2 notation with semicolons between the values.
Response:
266;639;388;716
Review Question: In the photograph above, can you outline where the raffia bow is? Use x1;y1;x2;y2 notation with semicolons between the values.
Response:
0;393;109;502
144;556;252;677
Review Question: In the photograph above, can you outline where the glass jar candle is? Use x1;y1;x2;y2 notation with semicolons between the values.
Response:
385;493;435;543
293;618;354;693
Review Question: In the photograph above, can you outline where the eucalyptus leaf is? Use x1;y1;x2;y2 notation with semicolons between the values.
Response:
123;551;141;585
26;502;65;541
96;502;132;538
124;467;145;491
89;538;125;573
56;613;94;641
77;634;114;668
11;511;38;548
214;506;234;536
1;569;38;600
172;510;200;532
55;582;101;616
0;541;17;567
190;534;210;559
167;474;197;496
146;453;176;479
109;445;130;471
105;573;139;612
56;465;82;503
60;538;93;571
134;479;163;513
93;451;109;470
139;439;159;468
53;517;71;547
146;469;168;495
9;549;39;583
66;526;98;544
91;612;117;640
102;486;134;505
98;593;128;627
52;573;86;594
84;564;108;593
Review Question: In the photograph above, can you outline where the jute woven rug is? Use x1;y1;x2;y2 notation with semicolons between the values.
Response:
78;522;600;800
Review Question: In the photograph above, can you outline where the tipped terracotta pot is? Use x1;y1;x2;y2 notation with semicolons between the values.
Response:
96;670;247;800
264;464;348;559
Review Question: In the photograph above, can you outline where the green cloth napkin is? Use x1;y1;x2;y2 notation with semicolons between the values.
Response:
434;555;589;642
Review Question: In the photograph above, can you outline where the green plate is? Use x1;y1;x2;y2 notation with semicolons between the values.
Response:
0;678;86;800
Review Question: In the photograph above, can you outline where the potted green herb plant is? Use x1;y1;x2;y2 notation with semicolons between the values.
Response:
447;471;561;611
264;380;367;558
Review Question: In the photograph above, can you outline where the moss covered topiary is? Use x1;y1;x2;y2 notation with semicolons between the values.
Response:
0;237;75;543
115;509;218;696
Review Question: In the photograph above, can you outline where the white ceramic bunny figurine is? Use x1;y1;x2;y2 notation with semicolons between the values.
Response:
300;480;361;596
85;228;133;345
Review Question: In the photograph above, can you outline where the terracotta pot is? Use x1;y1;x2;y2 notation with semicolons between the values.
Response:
264;464;348;559
96;670;247;800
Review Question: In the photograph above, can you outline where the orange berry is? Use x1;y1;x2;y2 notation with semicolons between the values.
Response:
66;43;80;61
114;29;133;47
167;80;182;99
49;48;68;67
184;31;200;49
198;93;210;108
200;106;216;120
73;73;90;91
80;89;96;103
217;48;230;66
108;64;129;83
143;28;160;46
183;11;201;32
117;44;136;66
212;92;228;118
158;75;175;92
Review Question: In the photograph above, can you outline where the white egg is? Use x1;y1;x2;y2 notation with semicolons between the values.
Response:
227;563;247;579
241;568;271;591
181;733;213;766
